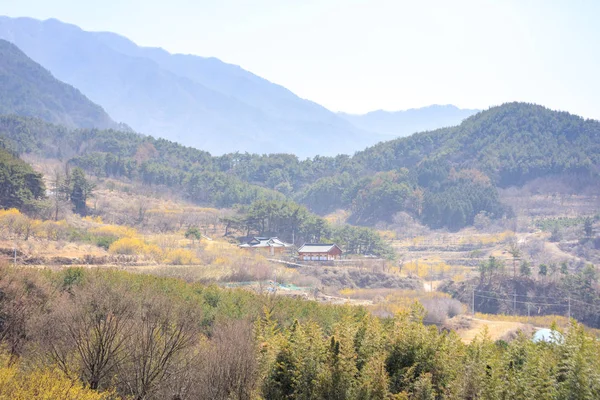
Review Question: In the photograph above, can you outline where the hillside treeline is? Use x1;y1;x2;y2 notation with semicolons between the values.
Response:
0;139;394;257
442;261;600;328
1;102;599;229
238;199;395;257
0;142;45;212
1;266;600;399
355;102;600;186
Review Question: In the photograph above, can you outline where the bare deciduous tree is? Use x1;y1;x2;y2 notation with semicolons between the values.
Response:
41;275;135;390
117;291;202;400
194;320;258;400
0;264;51;362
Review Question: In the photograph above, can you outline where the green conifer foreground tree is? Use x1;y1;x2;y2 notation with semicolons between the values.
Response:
69;167;94;216
0;147;45;212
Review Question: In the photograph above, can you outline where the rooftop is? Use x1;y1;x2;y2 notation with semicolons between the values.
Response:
297;243;342;253
239;237;293;248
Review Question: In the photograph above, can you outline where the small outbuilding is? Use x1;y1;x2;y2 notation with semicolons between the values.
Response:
297;243;343;261
239;237;294;256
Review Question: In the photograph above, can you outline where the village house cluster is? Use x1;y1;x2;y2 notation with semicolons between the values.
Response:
239;237;342;261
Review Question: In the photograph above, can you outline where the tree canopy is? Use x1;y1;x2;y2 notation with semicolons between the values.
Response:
0;144;45;212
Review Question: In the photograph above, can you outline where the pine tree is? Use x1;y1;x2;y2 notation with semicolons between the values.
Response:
520;261;532;277
184;226;202;246
319;334;358;400
69;167;94;216
263;345;298;400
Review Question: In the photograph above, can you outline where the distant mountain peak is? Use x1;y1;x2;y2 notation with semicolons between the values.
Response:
0;37;119;130
349;104;477;116
338;105;480;137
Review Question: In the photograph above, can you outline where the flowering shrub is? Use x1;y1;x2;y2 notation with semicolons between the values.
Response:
108;237;147;255
163;249;198;265
90;224;137;239
0;355;113;399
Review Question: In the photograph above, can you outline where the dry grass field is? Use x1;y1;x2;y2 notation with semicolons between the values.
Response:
456;317;531;343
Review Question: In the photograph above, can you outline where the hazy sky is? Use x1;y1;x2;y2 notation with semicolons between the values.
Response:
3;0;599;118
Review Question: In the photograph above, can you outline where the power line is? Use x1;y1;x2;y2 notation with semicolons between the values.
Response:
570;298;600;312
473;288;568;301
471;287;600;315
474;293;567;308
473;287;600;309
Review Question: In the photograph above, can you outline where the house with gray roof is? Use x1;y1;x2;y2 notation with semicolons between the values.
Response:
239;237;294;255
297;243;343;261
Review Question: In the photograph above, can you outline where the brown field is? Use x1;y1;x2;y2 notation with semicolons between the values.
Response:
456;317;530;343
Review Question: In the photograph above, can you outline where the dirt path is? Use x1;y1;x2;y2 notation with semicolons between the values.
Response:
544;241;581;262
317;293;373;306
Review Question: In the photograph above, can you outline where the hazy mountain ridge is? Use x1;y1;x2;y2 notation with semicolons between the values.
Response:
338;105;480;137
0;16;378;157
0;38;118;130
93;31;341;123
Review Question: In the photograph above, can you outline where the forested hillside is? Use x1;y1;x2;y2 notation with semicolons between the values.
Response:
1;103;598;230
0;116;395;256
354;102;600;186
0;141;45;212
0;39;118;130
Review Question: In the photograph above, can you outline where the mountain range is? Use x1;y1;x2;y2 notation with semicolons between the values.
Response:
0;16;482;157
338;105;480;137
0;16;372;157
0;38;118;130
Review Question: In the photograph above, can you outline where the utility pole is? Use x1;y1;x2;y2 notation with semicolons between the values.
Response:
472;285;475;316
13;248;16;266
513;292;517;315
568;296;571;319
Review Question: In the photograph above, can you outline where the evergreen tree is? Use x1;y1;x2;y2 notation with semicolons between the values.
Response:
560;261;569;276
0;147;45;212
319;335;358;400
184;226;202;245
557;323;600;399
69;167;94;215
263;345;298;400
356;355;389;400
412;372;436;400
520;261;532;277
538;264;548;281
